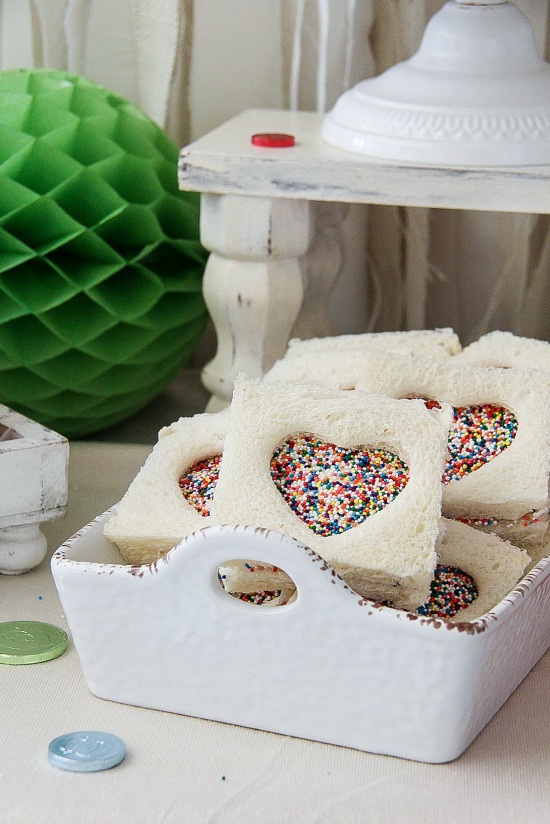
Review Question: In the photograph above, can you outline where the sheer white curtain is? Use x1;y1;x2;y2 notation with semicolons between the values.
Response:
1;0;549;344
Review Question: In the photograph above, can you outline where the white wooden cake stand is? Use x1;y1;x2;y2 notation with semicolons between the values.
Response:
178;108;550;412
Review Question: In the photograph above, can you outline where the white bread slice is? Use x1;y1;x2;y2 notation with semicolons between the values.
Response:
210;376;452;610
455;511;548;548
217;519;530;622
103;410;228;564
266;348;379;389
218;561;293;595
218;530;538;607
431;519;530;622
354;352;550;527
266;329;461;388
218;561;296;604
218;559;294;593
286;328;462;358
456;331;550;371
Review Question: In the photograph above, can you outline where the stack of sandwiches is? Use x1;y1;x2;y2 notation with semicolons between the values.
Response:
104;329;550;622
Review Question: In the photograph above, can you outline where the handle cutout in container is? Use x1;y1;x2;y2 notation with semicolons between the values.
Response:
217;559;297;607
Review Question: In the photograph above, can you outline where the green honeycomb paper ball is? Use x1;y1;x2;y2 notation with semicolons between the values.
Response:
0;68;208;438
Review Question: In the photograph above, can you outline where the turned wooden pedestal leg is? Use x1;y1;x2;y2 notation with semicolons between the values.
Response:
200;194;312;411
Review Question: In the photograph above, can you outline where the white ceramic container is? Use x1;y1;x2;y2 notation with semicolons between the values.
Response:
51;513;550;764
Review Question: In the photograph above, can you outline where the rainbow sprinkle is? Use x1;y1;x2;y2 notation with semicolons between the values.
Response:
270;434;409;537
443;404;517;484
422;398;441;410
521;510;540;527
234;590;285;605
417;564;478;618
179;454;222;516
455;516;498;527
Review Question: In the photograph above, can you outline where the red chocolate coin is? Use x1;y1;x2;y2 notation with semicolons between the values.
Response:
251;132;295;148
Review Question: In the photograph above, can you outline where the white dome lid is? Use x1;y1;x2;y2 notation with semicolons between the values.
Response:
322;1;550;166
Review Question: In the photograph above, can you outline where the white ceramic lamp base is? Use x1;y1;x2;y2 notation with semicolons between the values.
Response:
322;0;550;167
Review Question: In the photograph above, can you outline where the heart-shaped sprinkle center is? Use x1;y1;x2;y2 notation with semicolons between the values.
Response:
416;565;478;618
443;404;517;484
179;454;222;516
270;434;409;536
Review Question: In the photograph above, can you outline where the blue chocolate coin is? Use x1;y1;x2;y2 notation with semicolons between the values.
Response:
48;731;126;772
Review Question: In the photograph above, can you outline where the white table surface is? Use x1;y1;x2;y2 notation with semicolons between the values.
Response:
1;440;549;824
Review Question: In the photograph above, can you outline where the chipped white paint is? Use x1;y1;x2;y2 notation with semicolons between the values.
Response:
200;193;311;260
200;193;311;410
0;405;68;574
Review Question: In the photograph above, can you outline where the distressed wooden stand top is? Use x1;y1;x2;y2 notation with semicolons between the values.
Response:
178;109;550;214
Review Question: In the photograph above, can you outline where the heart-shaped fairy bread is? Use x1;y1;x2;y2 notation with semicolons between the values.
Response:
103;409;230;565
208;377;451;609
443;404;517;484
179;454;222;516
354;351;550;529
270;434;409;536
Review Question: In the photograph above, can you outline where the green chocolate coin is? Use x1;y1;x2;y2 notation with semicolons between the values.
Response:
0;621;68;665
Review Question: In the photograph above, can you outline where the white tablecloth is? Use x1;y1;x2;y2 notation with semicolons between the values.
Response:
1;442;549;824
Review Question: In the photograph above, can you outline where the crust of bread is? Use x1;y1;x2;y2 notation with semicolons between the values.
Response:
103;410;229;563
266;348;381;390
456;331;550;371
210;376;452;610
286;328;462;358
354;352;550;522
267;329;461;388
523;535;550;570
